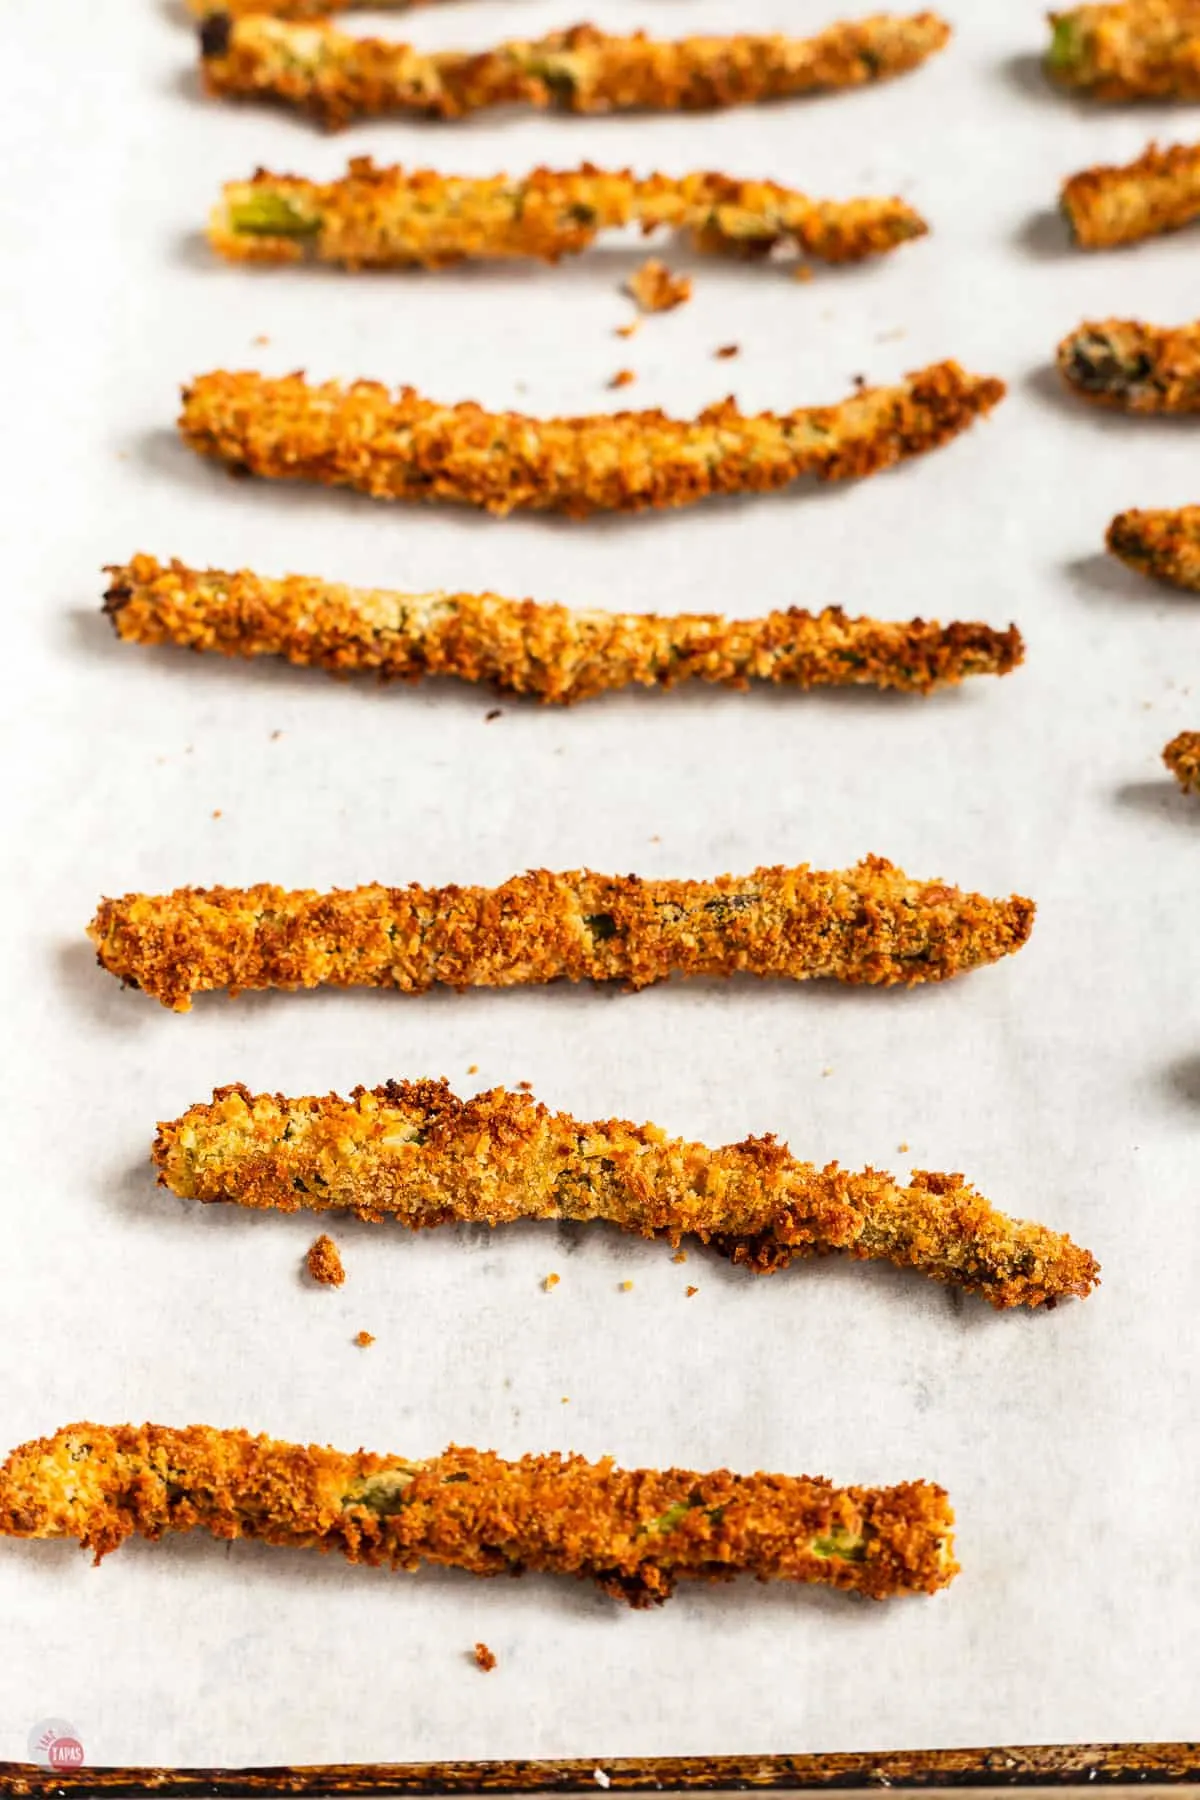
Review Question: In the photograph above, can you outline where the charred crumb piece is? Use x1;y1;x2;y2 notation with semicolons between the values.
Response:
473;1641;498;1671
1046;2;1200;101
1164;729;1200;790
199;15;953;131
91;858;1034;1012
176;362;1005;517
306;1232;345;1285
1062;140;1200;248
210;162;929;273
1108;504;1200;587
626;259;691;313
151;1075;1097;1309
0;1422;960;1602
199;11;233;59
1057;316;1200;411
102;556;1023;704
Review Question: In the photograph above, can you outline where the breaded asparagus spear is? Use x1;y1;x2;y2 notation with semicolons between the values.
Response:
1164;729;1200;789
198;13;952;130
103;556;1024;703
1057;317;1200;410
156;1082;1100;1309
212;160;928;270
0;1423;958;1604
1062;141;1200;247
1046;2;1200;100
1107;506;1200;586
178;364;1006;519
87;862;1035;1012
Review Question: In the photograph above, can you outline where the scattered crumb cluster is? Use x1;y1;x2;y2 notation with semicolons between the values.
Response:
626;258;692;314
305;1233;345;1287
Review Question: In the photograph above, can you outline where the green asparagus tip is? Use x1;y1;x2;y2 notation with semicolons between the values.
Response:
228;191;321;239
1046;14;1084;75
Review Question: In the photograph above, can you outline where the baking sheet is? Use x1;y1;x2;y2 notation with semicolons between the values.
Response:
4;0;1200;1771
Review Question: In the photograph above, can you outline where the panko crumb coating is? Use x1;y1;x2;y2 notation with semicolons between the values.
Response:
0;1423;958;1604
87;861;1036;1012
1108;506;1200;587
177;364;1006;519
191;0;448;15
1062;140;1200;247
103;556;1024;704
210;160;928;271
305;1233;345;1286
1047;2;1200;100
1057;317;1200;411
1164;729;1200;790
155;1081;1100;1309
198;14;952;130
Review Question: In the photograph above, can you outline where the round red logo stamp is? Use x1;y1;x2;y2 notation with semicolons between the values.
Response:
28;1719;85;1771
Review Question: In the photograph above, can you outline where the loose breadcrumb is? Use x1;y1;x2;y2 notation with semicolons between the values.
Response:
103;555;1023;704
619;1280;634;1292
473;1642;498;1672
1164;729;1200;790
686;1285;700;1297
672;1249;688;1264
177;363;1005;518
626;259;692;313
1062;140;1200;248
152;1079;1095;1308
543;1272;561;1291
1108;505;1200;588
609;369;636;390
354;1329;375;1347
306;1232;345;1286
1058;316;1200;411
211;160;929;272
1046;2;1200;100
0;1423;959;1603
89;859;1035;1012
715;343;741;359
199;14;953;130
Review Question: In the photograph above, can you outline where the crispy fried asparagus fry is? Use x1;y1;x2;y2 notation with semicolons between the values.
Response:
1062;140;1200;246
156;1081;1099;1309
1164;729;1200;789
103;556;1024;703
198;13;952;129
1107;506;1200;586
0;1423;957;1604
178;364;1005;519
211;159;928;270
1057;317;1200;410
88;862;1035;1013
1046;2;1200;100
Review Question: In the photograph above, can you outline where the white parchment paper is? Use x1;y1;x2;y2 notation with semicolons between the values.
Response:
3;0;1200;1770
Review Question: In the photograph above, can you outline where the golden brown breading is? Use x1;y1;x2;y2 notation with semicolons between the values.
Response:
1057;317;1200;410
0;1423;958;1603
1107;505;1200;587
1046;2;1200;100
178;364;1005;519
1163;729;1200;789
155;1081;1099;1309
102;555;1024;703
198;14;953;130
87;861;1036;1013
305;1232;345;1286
1062;140;1200;247
212;161;928;271
626;258;693;311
